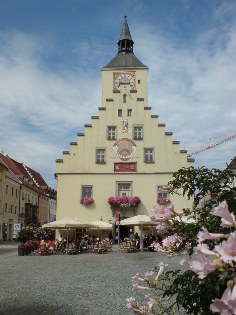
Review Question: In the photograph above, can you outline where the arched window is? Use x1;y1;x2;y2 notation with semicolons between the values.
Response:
123;94;127;103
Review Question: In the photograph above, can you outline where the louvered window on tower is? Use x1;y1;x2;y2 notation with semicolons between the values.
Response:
123;94;127;103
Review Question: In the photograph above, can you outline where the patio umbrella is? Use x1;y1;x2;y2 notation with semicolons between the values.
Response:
88;219;113;239
42;217;94;252
89;220;112;230
120;215;158;251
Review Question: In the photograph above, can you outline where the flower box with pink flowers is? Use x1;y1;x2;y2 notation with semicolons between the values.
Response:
80;198;94;206
108;196;141;209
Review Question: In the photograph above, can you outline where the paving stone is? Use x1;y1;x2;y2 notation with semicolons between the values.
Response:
0;244;186;315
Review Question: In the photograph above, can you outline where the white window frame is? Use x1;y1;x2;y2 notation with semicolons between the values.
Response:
96;148;106;164
127;109;132;116
144;148;155;163
157;186;169;199
117;182;132;197
107;126;117;140
81;186;93;199
133;125;143;140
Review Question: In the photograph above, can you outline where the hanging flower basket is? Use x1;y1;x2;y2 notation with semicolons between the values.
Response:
157;198;171;205
107;196;141;209
80;198;94;206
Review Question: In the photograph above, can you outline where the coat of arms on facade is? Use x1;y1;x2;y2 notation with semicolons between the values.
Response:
121;119;128;133
113;138;136;161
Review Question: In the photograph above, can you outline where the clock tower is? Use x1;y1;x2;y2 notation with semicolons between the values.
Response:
102;16;148;108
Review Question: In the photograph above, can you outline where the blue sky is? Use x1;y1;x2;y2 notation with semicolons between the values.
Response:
0;0;235;188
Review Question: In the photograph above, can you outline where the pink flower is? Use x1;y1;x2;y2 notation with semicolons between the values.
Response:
189;255;217;279
145;294;155;311
197;228;227;243
150;204;165;215
144;271;155;283
215;232;236;263
211;202;236;228
194;243;218;257
210;283;236;315
156;222;170;234
126;297;138;311
155;262;168;280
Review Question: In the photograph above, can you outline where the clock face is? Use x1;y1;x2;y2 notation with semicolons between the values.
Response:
113;72;136;91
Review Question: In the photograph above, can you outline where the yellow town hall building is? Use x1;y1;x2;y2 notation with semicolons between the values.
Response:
56;17;194;238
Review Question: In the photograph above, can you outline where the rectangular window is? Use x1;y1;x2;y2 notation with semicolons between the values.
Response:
157;186;169;199
81;186;93;199
117;182;132;197
144;148;155;163
6;185;8;194
118;109;122;117
127;109;132;116
96;148;106;164
22;192;24;200
16;189;18;198
5;203;7;212
133;125;143;140
10;205;13;213
0;179;2;191
12;187;14;196
15;206;17;214
107;126;116;140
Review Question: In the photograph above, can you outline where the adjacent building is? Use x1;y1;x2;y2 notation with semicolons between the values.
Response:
0;153;56;241
55;17;194;239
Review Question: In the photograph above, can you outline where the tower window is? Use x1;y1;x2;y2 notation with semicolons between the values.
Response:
127;109;132;116
96;148;106;164
138;80;141;84
107;126;117;140
133;125;143;140
118;109;122;117
123;94;127;103
144;148;155;163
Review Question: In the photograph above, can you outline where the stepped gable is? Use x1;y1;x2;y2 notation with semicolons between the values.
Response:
228;156;236;170
23;164;48;188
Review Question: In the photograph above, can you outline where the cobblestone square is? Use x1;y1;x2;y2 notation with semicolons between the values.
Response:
0;244;185;315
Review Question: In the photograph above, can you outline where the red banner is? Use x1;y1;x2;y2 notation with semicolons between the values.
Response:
114;162;137;173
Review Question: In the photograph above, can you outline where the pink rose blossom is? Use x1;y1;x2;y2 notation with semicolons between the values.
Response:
197;227;227;243
189;255;217;279
215;232;236;263
211;202;236;228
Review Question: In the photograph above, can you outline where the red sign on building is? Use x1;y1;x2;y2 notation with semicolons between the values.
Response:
114;162;137;173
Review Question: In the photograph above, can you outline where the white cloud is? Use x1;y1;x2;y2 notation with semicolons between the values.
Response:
0;6;235;189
